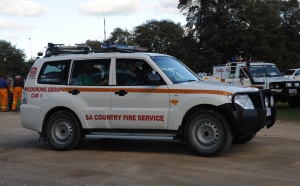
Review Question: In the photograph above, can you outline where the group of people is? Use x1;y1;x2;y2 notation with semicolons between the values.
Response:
0;74;25;112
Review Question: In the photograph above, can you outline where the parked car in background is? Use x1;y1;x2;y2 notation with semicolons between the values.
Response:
282;68;300;80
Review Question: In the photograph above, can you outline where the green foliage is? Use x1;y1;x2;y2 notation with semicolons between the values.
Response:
134;19;184;53
106;27;135;45
0;40;27;77
85;40;101;50
178;0;300;72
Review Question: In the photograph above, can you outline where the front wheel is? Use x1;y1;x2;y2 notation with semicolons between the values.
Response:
185;110;233;156
46;111;84;150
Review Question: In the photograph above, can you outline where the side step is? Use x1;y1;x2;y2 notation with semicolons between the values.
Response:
86;132;178;140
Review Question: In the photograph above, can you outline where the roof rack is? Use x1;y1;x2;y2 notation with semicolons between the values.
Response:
39;42;148;57
42;43;93;57
101;43;148;52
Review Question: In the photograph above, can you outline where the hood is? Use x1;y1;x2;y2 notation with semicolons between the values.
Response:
283;75;295;79
179;81;258;93
253;76;299;83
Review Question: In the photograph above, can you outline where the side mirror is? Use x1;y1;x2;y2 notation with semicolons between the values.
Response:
37;52;43;56
145;74;162;85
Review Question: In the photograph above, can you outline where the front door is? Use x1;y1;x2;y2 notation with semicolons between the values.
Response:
110;58;170;129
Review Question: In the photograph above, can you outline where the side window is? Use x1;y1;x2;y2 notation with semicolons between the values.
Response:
239;67;249;78
37;60;71;85
227;66;236;79
70;59;110;86
116;59;154;86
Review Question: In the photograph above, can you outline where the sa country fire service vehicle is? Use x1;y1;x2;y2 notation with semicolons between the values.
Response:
204;62;300;108
20;43;276;156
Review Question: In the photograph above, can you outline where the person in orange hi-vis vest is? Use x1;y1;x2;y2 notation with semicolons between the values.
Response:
12;75;25;111
0;74;9;112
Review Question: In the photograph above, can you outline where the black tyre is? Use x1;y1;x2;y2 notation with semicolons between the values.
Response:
233;133;256;144
185;110;233;156
288;97;300;108
46;111;84;150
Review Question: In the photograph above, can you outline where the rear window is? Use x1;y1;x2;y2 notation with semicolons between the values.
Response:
37;60;71;85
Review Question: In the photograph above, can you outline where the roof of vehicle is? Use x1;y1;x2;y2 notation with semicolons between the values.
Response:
284;68;300;71
225;62;275;66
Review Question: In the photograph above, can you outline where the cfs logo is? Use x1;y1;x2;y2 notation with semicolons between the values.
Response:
29;67;37;79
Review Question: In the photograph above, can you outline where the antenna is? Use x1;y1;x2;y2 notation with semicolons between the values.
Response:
104;17;106;41
102;0;106;41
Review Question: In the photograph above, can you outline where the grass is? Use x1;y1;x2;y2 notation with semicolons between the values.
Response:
275;102;300;122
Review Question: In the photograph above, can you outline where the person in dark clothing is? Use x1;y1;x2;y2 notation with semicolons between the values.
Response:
5;75;13;111
0;74;9;112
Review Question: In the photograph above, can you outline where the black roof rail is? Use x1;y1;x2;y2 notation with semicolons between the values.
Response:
41;43;148;57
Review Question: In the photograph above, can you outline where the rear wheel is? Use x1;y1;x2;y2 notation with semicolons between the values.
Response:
233;133;256;144
185;109;233;156
46;111;84;150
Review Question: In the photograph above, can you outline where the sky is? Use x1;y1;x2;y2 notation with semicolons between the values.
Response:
0;0;187;60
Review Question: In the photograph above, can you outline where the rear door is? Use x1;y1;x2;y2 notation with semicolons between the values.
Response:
63;58;112;129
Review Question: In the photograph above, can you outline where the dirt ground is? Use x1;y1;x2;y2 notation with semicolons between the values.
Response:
0;111;299;186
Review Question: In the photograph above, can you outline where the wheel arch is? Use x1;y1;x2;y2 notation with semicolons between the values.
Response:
178;104;234;142
40;106;81;137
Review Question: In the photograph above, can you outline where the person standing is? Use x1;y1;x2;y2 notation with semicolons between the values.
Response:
12;75;24;111
5;75;13;111
0;74;9;112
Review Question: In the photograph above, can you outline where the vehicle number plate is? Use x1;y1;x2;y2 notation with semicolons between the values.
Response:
266;108;271;116
289;89;297;94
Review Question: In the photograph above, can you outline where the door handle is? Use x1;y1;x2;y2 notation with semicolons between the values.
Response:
115;89;127;96
68;89;80;95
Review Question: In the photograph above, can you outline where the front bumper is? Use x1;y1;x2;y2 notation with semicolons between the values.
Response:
220;89;276;133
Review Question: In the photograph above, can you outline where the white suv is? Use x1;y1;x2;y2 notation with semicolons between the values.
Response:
21;43;276;156
283;68;300;80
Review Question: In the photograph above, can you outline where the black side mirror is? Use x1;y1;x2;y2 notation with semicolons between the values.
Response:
145;74;161;85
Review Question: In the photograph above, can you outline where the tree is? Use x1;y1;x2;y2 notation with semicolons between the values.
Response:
178;0;300;70
0;40;27;77
85;40;101;50
134;19;185;53
279;0;300;70
106;27;135;45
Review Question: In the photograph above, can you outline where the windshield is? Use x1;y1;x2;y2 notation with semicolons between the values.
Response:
151;56;199;84
249;65;282;78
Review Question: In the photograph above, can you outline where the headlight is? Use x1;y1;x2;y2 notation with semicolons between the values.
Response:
271;83;280;88
234;95;254;109
286;83;292;87
269;83;273;89
270;96;274;107
294;83;299;87
264;97;269;108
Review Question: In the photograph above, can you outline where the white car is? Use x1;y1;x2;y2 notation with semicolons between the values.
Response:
20;43;276;156
282;68;300;80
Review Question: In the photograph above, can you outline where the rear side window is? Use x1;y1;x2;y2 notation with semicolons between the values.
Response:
70;59;111;86
37;60;71;85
